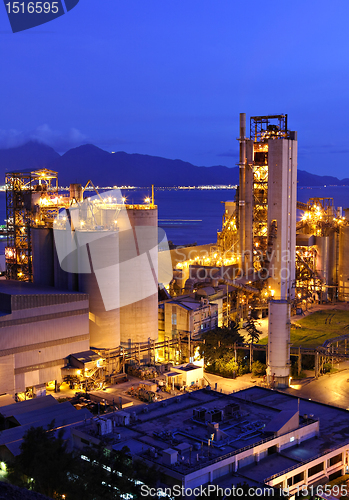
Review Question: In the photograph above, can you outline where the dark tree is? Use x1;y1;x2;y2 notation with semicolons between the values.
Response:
7;424;161;500
7;424;76;498
199;322;245;377
245;318;261;344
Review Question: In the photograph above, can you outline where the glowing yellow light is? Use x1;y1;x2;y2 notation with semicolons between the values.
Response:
144;197;151;203
122;197;126;203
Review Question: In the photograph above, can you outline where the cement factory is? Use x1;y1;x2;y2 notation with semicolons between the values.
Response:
1;113;349;400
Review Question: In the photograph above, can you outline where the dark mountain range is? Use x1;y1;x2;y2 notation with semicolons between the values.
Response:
0;142;59;174
48;145;239;187
0;141;348;187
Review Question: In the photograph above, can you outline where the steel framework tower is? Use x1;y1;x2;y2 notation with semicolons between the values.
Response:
5;168;61;281
238;113;297;387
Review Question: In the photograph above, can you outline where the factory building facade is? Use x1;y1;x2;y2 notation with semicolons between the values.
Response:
0;280;89;397
159;296;219;340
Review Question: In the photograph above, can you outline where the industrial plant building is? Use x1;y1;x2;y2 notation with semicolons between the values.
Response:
4;169;159;352
2;113;349;396
69;387;349;496
0;280;89;398
159;295;218;339
170;114;349;388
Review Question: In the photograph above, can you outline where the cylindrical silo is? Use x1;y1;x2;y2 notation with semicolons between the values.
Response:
53;226;78;292
267;299;290;388
119;206;158;346
76;228;120;349
32;227;54;287
338;226;349;301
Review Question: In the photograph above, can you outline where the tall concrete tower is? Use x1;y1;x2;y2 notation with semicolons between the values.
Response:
238;114;297;387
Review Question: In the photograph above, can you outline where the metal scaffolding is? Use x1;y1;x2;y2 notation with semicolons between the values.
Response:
5;168;62;281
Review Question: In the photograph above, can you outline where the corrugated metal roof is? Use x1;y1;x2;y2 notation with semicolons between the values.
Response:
0;395;58;418
11;401;77;426
0;407;92;453
70;350;100;363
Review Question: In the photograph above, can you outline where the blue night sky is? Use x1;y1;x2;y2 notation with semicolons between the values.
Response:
0;0;348;177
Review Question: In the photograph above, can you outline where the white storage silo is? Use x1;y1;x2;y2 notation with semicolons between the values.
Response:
119;206;159;346
76;228;120;349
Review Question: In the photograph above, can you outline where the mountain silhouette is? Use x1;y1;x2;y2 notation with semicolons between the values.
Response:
0;142;59;174
0;141;348;187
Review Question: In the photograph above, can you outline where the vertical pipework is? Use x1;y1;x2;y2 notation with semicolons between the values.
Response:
239;113;246;268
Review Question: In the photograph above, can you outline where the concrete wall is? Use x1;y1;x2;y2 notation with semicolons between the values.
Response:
0;295;89;395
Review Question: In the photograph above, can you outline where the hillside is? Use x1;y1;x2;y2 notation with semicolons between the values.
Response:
0;142;348;187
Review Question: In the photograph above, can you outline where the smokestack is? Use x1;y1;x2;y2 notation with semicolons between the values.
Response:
239;113;246;267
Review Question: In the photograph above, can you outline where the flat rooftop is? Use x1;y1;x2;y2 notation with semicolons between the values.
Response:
0;279;87;297
0;279;88;313
74;386;349;480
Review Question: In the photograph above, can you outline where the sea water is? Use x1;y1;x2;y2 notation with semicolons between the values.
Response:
0;186;348;251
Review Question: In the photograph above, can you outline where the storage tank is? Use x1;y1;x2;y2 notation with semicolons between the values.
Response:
338;226;349;301
119;206;158;346
53;224;78;291
267;300;290;388
76;228;120;349
32;227;54;287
